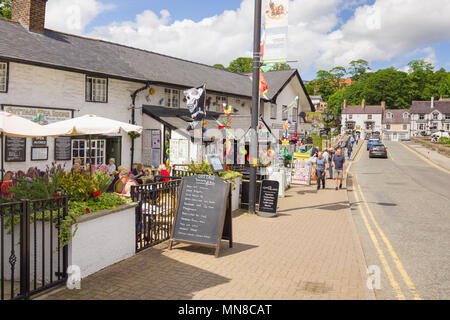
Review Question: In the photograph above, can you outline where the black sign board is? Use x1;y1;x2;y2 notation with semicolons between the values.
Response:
32;137;47;147
207;155;225;173
258;180;280;218
169;175;232;257
320;129;329;138
55;137;72;161
5;136;26;162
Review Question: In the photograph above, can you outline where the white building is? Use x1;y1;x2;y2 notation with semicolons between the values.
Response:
0;0;314;173
341;100;384;139
410;97;450;136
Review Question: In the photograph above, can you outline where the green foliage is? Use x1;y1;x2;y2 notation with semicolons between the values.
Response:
438;137;450;145
93;171;112;194
213;64;226;69
60;171;99;202
0;0;11;19
187;161;243;189
226;57;253;73
348;59;371;80
272;62;291;70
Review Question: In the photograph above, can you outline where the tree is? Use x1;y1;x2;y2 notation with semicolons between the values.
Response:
272;62;291;70
0;0;11;19
213;64;226;70
348;59;371;81
226;57;253;73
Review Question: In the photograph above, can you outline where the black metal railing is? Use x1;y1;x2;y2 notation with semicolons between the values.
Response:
0;197;68;300
131;179;182;253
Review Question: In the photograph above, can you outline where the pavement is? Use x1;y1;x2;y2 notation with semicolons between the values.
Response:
348;140;450;300
38;172;374;300
402;141;450;172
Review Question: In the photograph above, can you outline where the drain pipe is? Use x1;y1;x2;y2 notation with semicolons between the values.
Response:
130;82;151;168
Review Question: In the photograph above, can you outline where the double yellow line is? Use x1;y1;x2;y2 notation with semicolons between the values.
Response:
353;176;422;300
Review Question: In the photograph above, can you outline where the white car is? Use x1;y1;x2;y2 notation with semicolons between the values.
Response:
431;132;449;138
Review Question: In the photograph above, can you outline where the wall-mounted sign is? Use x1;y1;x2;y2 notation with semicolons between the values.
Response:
32;137;47;147
208;155;225;173
31;147;49;161
3;106;72;124
5;136;26;162
55;137;72;161
151;129;161;149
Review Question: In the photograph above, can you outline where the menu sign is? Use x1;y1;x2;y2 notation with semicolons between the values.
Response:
55;137;72;161
170;175;232;257
5;136;26;162
258;180;279;217
32;137;47;146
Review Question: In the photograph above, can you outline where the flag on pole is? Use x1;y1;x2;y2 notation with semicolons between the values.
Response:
184;85;206;130
259;69;268;97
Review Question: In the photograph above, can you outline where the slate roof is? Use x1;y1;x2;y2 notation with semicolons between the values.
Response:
341;105;384;114
383;109;411;124
0;19;252;97
410;100;450;114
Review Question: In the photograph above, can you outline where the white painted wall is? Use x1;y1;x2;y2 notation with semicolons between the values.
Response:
341;113;383;139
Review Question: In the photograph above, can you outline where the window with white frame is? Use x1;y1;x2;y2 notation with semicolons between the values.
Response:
446;124;450;130
446;114;450;120
432;112;439;120
216;96;228;112
403;124;408;130
72;139;106;166
386;112;392;119
368;114;373;120
270;103;277;119
349;115;353;120
419;124;425;130
403;112;409;119
386;124;391;130
0;62;7;92
282;105;288;121
292;107;298;122
164;88;180;108
419;114;425;120
86;76;107;102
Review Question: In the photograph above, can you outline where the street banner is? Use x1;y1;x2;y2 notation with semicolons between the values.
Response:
292;153;312;185
264;0;289;64
184;85;206;130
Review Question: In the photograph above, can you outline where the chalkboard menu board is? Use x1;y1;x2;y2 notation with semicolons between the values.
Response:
258;180;280;217
55;137;72;161
5;136;26;162
170;175;232;257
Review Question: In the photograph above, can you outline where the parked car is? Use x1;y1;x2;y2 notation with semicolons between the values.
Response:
369;143;388;158
367;138;381;150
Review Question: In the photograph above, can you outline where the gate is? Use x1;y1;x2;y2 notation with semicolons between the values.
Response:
0;197;68;300
132;179;182;253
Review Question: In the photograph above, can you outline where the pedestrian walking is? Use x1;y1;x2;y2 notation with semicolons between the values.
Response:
328;147;335;179
347;142;353;160
311;146;319;158
314;152;328;190
333;148;346;190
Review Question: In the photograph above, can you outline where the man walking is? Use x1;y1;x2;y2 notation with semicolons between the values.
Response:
314;152;328;190
347;142;353;160
328;147;335;179
333;148;346;190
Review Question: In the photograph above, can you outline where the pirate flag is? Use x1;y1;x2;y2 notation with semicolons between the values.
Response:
184;85;206;131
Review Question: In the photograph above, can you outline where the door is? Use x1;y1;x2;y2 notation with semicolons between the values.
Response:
106;137;121;166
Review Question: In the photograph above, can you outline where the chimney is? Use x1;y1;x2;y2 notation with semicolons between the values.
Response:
11;0;48;34
381;101;386;110
431;96;434;109
343;99;347;109
361;99;366;109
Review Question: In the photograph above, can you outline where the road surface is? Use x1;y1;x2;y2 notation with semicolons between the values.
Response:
348;140;450;300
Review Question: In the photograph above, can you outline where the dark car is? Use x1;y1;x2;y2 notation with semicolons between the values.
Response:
369;143;388;158
367;138;380;150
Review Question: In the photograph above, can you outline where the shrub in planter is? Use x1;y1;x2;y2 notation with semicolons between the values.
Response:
60;171;99;202
187;161;242;190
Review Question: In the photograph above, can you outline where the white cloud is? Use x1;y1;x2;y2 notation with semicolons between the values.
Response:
45;0;450;77
46;0;115;34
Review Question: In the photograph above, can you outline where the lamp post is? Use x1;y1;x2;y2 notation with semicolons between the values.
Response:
249;0;262;214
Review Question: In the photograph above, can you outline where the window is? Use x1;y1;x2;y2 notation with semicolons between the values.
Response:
216;96;228;112
0;62;7;92
419;124;425;130
386;112;392;119
446;124;450;130
72;139;106;166
419;114;425;120
386;124;391;130
86;76;107;102
282;105;288;121
433;112;439;120
368;114;372;120
347;122;355;130
270;103;277;119
292;107;298;122
446;114;450;120
164;88;180;108
403;112;409;119
403;124;408;130
349;115;353;120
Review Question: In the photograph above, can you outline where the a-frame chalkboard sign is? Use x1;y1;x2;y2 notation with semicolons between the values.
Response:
169;175;233;257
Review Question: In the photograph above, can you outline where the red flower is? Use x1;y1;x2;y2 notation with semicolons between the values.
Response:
93;190;101;197
225;166;230;170
54;193;60;198
85;208;91;213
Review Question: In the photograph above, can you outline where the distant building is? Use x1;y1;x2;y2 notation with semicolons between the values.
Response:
382;109;411;141
410;97;450;136
341;99;384;139
310;95;328;112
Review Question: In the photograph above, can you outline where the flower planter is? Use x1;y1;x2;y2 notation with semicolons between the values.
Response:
2;203;138;282
231;177;242;212
68;203;138;279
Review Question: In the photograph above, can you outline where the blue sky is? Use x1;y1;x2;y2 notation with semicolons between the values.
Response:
46;0;450;81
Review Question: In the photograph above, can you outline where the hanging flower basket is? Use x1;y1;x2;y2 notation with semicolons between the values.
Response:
128;131;141;139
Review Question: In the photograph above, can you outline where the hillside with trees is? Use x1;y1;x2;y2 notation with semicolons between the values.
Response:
307;59;450;115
